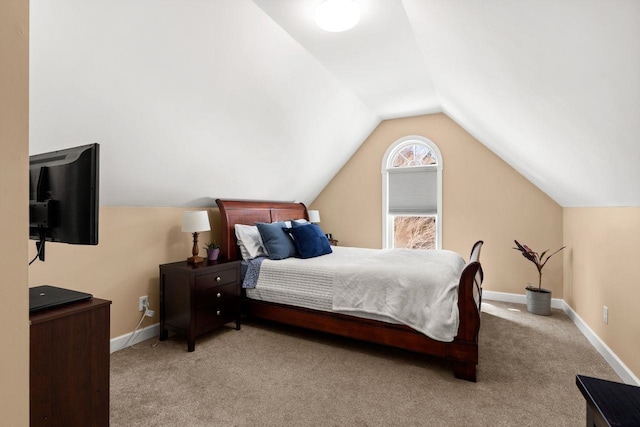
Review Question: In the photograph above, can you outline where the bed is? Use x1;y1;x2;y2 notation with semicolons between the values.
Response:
215;199;484;381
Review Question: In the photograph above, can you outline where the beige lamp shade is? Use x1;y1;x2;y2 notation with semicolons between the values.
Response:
182;211;211;233
308;210;321;223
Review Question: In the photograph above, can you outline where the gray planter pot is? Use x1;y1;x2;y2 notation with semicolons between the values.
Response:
526;287;552;315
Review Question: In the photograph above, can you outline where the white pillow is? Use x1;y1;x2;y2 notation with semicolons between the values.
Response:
284;219;308;228
234;224;268;260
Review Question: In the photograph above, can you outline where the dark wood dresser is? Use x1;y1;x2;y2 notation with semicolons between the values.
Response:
30;298;111;427
576;374;640;426
159;259;241;351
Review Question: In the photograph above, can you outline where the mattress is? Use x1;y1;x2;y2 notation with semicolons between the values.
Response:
245;246;373;312
245;245;467;340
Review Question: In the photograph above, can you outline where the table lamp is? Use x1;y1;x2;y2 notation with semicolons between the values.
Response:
182;211;211;265
308;210;321;224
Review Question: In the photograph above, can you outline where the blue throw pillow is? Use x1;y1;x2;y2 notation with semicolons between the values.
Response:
255;222;297;260
287;223;332;259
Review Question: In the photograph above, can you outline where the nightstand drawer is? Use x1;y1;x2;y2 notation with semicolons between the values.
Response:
197;282;238;309
195;268;237;291
196;305;235;331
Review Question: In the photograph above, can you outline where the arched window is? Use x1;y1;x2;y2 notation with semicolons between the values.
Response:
382;136;442;249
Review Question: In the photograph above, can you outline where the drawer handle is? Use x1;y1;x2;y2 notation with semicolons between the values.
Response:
216;310;221;316
216;292;222;298
216;276;221;282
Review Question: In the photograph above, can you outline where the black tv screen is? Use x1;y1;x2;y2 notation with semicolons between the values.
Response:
29;143;99;255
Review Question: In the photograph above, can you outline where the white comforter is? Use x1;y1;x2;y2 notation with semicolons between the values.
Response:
249;246;466;342
332;248;466;342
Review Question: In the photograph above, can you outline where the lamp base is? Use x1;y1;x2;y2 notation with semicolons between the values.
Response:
187;255;204;266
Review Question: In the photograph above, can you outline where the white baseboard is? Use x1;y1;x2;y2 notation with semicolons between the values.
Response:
482;290;564;309
483;291;640;386
110;323;159;354
560;301;640;386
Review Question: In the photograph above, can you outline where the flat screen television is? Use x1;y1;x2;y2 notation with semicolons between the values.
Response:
29;143;99;262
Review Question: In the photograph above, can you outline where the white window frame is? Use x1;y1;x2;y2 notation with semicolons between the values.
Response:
381;135;443;249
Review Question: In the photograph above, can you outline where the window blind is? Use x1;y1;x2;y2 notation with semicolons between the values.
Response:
388;166;437;215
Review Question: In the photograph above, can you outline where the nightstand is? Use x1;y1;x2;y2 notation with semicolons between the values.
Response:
159;258;241;351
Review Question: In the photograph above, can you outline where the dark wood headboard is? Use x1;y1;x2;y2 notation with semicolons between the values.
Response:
215;199;308;261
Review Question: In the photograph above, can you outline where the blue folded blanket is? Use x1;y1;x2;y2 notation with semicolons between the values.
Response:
241;256;266;289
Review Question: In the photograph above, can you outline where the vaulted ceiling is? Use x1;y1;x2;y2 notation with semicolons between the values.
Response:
29;0;640;208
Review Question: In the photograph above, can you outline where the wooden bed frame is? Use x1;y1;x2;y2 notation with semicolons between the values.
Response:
216;199;483;381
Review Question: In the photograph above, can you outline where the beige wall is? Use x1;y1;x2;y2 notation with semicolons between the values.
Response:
24;115;564;342
564;207;640;378
311;113;564;296
311;113;640;380
0;0;30;424
20;116;639;387
28;207;222;339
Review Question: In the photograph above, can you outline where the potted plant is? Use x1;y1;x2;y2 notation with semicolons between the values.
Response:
513;240;565;315
203;242;220;261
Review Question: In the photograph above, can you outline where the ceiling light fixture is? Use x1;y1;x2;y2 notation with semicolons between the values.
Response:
315;0;361;33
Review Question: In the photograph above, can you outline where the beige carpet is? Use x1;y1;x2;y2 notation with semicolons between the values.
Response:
110;301;619;426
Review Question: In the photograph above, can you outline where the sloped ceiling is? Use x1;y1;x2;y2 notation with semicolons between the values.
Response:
29;0;379;207
402;0;640;207
29;0;640;208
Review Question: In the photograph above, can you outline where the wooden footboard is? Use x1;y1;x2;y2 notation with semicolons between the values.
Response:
451;260;482;381
215;199;483;381
243;262;481;381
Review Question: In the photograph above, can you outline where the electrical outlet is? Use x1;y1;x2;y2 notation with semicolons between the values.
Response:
603;306;608;324
139;296;149;312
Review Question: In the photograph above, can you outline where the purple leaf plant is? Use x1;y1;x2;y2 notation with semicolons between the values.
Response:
513;240;566;292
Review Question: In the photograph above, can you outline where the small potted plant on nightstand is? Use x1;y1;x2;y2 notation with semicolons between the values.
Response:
203;242;220;261
513;240;565;315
